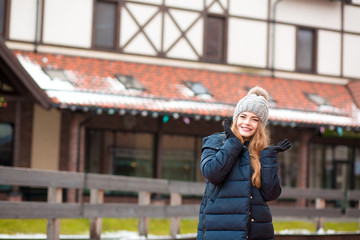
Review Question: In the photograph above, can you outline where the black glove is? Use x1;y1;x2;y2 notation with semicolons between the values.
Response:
267;139;292;152
224;119;236;139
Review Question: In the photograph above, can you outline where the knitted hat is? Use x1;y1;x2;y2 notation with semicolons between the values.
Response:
232;86;269;125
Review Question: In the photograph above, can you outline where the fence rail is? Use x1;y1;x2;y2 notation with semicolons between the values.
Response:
0;166;359;240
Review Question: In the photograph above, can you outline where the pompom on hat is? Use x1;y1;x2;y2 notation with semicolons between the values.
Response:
233;86;269;125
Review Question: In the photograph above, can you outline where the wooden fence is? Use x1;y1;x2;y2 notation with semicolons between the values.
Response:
0;166;359;240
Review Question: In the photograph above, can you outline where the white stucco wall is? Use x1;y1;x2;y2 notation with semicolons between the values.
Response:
165;0;204;10
317;30;341;76
343;34;360;78
7;0;360;79
31;105;61;170
344;5;360;33
229;0;268;19
131;0;162;5
228;18;267;68
121;3;159;55
275;0;341;30
163;11;203;60
272;24;296;71
42;0;93;48
9;0;37;41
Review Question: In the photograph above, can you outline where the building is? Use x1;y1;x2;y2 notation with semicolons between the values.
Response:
0;0;360;203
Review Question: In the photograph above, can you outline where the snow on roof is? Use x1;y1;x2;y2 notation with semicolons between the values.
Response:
14;51;360;128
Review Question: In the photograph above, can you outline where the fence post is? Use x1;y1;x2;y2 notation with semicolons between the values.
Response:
90;189;104;240
47;187;62;240
315;198;325;231
170;193;182;237
138;191;150;236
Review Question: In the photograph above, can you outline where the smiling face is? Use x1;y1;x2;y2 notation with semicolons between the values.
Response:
236;112;260;141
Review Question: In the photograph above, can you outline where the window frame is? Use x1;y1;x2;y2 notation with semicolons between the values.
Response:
203;14;227;63
295;26;317;74
0;122;14;167
0;0;10;39
92;0;120;50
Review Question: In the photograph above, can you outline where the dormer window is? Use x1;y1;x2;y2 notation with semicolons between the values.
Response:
306;93;339;112
307;93;331;106
115;74;145;91
43;68;72;84
184;82;210;96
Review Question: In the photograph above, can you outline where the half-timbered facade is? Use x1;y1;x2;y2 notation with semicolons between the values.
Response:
1;0;360;203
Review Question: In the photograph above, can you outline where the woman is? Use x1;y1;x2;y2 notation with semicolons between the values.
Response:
197;86;291;240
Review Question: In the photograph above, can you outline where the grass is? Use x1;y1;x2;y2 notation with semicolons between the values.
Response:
0;219;358;235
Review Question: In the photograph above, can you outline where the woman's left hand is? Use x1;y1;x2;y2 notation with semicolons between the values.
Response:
266;139;292;152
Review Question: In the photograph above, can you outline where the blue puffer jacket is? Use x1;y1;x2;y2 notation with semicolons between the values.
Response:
197;132;281;240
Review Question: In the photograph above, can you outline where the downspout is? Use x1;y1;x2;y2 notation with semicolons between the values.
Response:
271;0;282;78
34;0;41;53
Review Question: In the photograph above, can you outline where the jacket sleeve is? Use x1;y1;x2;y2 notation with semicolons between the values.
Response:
259;148;282;202
200;133;243;185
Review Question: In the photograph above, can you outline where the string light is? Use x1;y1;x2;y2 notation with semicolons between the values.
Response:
162;115;169;123
96;108;103;114
119;109;126;115
152;112;159;118
183;117;190;125
173;113;179;119
337;127;343;136
108;109;115;115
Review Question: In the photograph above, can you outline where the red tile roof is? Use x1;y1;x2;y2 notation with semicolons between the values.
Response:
14;50;360;128
348;80;360;108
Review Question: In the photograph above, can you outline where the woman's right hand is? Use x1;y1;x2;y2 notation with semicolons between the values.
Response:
224;119;236;139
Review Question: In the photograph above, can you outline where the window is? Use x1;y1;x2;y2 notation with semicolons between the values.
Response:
85;129;202;182
85;130;154;178
162;135;197;181
307;93;330;106
94;1;117;48
0;123;13;166
115;74;145;91
184;82;210;96
0;0;8;37
43;68;70;82
204;15;226;63
296;27;317;73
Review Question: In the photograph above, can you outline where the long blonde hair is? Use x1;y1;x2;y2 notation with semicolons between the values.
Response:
231;117;270;188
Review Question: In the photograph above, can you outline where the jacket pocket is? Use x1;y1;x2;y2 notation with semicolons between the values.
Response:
210;182;223;202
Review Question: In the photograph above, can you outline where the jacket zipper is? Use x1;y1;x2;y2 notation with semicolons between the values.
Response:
202;184;209;240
